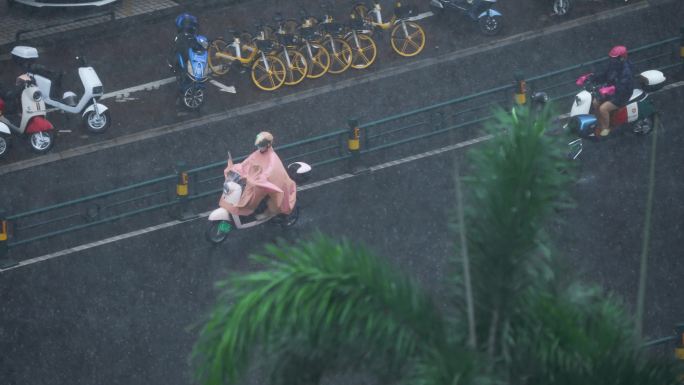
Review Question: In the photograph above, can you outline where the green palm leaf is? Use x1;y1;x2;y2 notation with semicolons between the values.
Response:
192;235;456;385
451;105;574;357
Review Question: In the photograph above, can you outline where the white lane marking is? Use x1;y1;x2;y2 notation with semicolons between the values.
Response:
101;77;176;100
210;80;237;93
0;134;491;273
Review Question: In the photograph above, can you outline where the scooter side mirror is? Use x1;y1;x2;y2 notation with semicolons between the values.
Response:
76;56;87;66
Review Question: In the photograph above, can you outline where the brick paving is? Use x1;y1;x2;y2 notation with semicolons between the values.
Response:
0;0;178;47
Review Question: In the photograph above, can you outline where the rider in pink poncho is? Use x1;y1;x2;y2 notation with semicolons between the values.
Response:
220;132;296;219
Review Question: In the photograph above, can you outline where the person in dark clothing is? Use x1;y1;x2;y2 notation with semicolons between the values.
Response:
171;13;202;75
592;45;634;136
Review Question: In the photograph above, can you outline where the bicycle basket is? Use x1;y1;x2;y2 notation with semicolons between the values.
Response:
255;39;275;52
323;22;345;35
349;17;367;30
394;4;417;18
277;33;296;46
299;26;318;39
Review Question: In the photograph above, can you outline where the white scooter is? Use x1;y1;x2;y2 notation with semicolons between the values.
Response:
11;46;110;134
206;161;312;244
0;74;56;158
563;69;666;159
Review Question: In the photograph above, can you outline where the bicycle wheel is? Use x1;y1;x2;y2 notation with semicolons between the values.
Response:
299;43;330;79
208;39;232;75
280;49;308;86
390;21;425;57
346;33;377;69
323;37;352;74
251;55;286;91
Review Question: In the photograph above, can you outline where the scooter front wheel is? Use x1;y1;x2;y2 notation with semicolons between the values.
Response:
0;135;11;159
206;220;232;244
281;206;300;228
478;15;502;36
29;131;54;154
183;86;204;109
84;110;111;134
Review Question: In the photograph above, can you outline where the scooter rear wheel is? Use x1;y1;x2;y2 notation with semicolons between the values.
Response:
206;220;232;244
0;135;10;159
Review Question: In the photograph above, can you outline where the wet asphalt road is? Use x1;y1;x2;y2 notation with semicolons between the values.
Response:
1;0;684;384
1;85;683;385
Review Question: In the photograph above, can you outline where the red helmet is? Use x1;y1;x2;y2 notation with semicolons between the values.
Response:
609;45;628;59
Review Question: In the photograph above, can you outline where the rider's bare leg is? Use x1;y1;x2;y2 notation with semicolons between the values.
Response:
597;101;618;137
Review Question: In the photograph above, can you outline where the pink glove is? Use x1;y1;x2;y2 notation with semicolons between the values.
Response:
599;85;616;97
576;73;593;86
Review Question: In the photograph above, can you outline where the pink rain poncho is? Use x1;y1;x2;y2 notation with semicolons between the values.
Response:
219;148;296;217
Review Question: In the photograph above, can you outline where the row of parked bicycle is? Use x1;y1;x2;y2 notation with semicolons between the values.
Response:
205;1;432;92
174;0;504;108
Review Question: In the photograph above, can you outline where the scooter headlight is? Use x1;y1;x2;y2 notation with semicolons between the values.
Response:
32;90;43;102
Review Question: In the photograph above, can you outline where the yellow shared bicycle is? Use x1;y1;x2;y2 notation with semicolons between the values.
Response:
353;0;426;57
208;30;286;91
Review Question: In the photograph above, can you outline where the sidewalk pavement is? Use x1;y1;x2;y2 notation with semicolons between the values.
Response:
0;0;178;50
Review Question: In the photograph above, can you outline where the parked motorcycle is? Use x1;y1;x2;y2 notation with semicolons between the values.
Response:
553;0;631;17
14;47;110;134
173;35;210;110
0;74;56;158
429;0;503;35
206;159;311;244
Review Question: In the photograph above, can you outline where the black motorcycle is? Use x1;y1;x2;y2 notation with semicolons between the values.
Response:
429;0;503;35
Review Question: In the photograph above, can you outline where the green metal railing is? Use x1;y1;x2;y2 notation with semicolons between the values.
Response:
1;32;682;252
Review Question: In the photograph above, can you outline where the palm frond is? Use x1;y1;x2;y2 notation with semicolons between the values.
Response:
192;234;450;385
510;283;680;385
450;105;575;358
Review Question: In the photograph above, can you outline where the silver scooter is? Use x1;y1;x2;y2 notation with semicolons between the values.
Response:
11;46;110;133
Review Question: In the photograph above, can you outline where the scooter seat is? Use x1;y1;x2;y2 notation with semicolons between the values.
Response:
62;91;78;107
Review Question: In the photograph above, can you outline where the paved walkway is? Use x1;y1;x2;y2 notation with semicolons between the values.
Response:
0;0;178;47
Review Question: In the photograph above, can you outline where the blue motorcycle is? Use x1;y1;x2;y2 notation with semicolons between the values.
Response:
176;35;210;110
429;0;503;36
